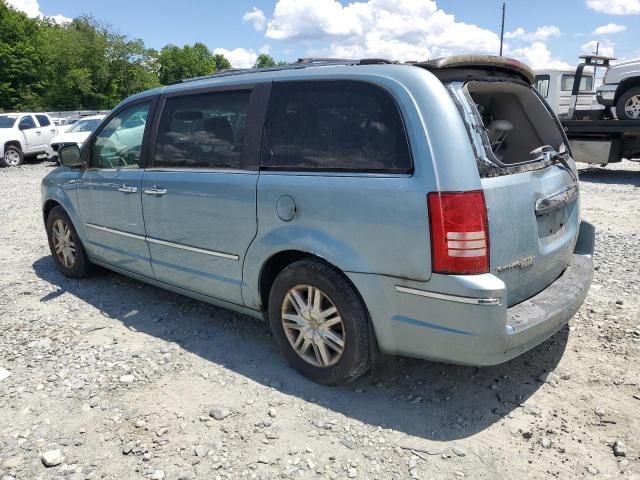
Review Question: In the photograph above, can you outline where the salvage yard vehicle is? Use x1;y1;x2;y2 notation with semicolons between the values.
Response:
42;56;595;385
534;68;598;118
596;56;640;120
50;114;106;155
0;112;58;167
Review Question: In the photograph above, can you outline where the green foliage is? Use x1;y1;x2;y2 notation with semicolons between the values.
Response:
158;42;219;84
0;1;46;111
254;54;289;69
255;54;276;69
213;54;231;71
0;2;231;110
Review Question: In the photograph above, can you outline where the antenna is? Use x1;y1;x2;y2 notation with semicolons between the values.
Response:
499;2;506;56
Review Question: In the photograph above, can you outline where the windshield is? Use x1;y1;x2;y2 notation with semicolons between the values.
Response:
67;118;102;133
0;115;18;128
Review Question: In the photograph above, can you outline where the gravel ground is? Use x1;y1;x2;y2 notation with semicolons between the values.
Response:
0;159;639;480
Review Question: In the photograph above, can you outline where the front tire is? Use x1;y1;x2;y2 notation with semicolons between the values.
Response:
615;86;640;120
46;206;91;278
268;259;371;385
1;145;24;167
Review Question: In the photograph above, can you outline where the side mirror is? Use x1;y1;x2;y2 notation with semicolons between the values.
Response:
58;144;83;168
18;123;29;131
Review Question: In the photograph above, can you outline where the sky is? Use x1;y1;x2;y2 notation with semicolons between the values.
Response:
7;0;640;69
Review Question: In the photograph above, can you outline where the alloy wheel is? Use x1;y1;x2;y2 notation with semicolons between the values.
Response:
52;218;76;268
624;95;640;120
281;284;346;367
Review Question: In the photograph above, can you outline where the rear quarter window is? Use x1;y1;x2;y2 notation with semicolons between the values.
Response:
261;80;412;173
561;75;593;92
36;115;51;127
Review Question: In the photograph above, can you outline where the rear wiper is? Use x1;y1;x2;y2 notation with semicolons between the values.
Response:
551;151;578;183
530;145;577;183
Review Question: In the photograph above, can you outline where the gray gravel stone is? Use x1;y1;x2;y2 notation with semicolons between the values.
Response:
0;457;22;470
194;444;208;457
538;372;561;387
613;439;627;457
41;450;63;467
209;406;231;420
452;446;467;457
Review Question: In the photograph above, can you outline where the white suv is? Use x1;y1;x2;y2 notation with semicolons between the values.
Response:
0;113;58;167
596;57;640;120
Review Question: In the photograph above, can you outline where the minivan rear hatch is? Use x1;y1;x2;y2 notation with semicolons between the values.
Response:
420;56;580;306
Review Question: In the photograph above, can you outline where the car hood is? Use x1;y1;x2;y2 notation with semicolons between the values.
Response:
606;57;640;84
611;57;640;68
50;131;91;145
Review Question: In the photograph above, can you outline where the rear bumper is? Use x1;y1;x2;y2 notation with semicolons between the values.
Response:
348;220;595;366
596;84;618;107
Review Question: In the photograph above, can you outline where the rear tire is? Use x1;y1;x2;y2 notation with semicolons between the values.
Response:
46;206;91;278
1;145;24;167
268;258;371;385
615;86;640;120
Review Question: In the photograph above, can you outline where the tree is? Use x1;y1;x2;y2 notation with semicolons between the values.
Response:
213;54;231;71
105;34;161;104
255;53;276;69
0;1;46;110
254;53;288;69
158;43;228;84
39;16;113;109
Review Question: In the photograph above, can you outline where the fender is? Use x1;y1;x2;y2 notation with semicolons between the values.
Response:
0;138;24;156
615;76;640;103
42;168;86;242
241;224;375;311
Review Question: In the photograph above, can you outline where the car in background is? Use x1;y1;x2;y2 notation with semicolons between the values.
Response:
0;112;58;167
596;57;640;119
534;69;599;118
50;115;106;156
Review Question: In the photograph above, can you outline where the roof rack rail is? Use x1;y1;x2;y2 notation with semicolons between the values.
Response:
171;57;398;84
296;57;395;65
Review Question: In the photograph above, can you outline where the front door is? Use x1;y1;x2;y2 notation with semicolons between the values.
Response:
77;101;154;277
141;87;263;305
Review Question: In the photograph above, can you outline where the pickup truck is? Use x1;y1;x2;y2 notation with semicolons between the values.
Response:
0;113;58;167
595;57;640;120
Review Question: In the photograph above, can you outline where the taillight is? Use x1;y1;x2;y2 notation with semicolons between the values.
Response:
427;191;489;274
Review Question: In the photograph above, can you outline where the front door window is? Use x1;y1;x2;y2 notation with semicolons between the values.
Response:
90;103;150;169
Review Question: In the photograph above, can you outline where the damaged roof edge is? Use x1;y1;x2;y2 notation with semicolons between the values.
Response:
418;55;536;85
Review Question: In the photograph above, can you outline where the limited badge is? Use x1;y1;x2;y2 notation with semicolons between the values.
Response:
496;256;536;272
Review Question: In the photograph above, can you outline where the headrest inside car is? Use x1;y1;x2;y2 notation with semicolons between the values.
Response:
174;111;203;121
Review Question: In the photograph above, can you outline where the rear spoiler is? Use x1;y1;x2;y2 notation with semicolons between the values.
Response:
416;55;535;84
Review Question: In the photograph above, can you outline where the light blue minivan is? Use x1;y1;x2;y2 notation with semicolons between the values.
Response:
43;56;595;385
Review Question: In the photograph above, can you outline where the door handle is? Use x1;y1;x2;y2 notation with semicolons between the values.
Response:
144;185;167;196
51;129;56;134
36;131;42;135
118;184;138;193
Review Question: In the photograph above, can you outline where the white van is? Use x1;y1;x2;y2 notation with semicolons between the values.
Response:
534;69;599;118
